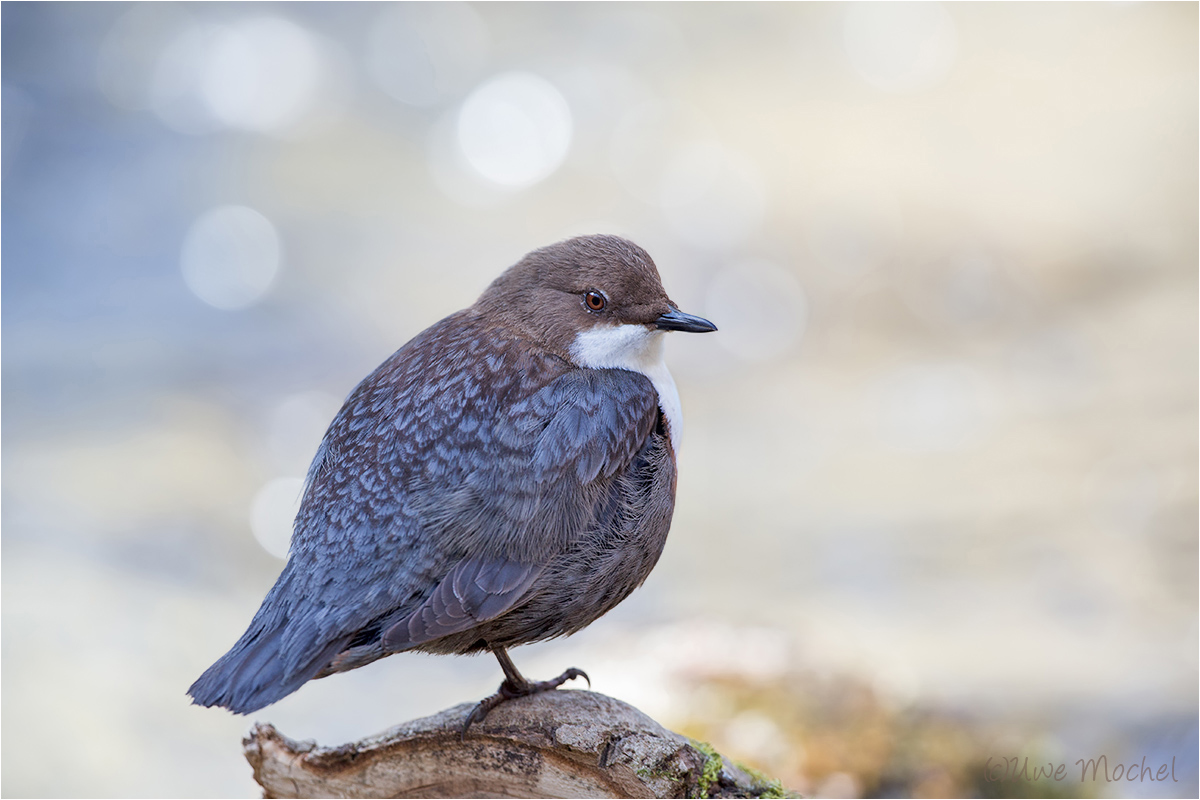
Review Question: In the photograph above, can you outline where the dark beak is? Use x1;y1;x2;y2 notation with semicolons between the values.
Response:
655;306;717;333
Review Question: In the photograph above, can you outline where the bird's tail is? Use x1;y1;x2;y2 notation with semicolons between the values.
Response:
188;620;348;714
188;589;350;714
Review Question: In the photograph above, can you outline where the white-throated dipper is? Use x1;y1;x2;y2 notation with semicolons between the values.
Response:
188;235;716;728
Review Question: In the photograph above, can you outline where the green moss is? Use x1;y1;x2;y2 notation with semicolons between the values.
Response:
733;760;790;799
690;740;724;798
635;765;682;784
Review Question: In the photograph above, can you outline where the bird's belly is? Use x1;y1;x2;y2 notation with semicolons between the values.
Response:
483;517;672;647
449;432;677;651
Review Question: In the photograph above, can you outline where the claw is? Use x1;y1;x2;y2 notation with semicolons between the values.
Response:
564;668;589;689
525;666;588;694
460;662;591;738
461;693;501;740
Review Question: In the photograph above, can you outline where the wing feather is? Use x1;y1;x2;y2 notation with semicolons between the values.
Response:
382;555;543;650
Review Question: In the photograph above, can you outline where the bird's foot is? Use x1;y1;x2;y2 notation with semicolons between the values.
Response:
525;666;590;694
461;667;590;737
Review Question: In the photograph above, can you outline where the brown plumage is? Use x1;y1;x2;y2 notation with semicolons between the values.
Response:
188;235;716;725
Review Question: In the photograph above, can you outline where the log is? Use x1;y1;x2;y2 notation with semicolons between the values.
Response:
243;689;789;798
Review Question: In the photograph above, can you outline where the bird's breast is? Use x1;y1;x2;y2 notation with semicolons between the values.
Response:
568;324;683;451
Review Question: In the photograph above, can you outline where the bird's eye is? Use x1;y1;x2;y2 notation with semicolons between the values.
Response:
583;290;607;312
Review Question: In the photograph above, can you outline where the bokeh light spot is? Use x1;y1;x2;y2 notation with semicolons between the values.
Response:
201;18;322;134
150;24;225;135
267;391;342;474
148;16;330;136
180;205;281;310
456;72;573;188
250;476;304;560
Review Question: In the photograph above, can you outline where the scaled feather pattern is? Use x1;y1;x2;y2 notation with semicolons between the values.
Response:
188;306;673;714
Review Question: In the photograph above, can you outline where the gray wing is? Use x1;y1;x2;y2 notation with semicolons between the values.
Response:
379;555;542;650
378;366;661;651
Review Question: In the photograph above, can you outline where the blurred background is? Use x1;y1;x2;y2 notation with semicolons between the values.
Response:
2;2;1196;797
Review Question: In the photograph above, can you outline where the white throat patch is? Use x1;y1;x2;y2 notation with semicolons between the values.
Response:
569;324;683;451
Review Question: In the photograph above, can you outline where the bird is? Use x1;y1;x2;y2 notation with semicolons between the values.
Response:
188;234;717;728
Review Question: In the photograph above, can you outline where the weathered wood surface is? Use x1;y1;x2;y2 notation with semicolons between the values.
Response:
243;690;788;798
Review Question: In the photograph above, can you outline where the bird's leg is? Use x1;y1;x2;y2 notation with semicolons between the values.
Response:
494;645;590;695
461;645;590;736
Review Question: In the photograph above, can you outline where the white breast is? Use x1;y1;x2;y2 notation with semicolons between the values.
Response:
569;324;683;452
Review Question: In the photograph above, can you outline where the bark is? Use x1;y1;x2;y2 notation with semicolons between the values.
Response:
243;689;788;798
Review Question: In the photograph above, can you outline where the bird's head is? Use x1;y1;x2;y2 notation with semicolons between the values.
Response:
475;235;716;369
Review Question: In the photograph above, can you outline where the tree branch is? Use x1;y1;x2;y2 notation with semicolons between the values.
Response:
243;690;788;798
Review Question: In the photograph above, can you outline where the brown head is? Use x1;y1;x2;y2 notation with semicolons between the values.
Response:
473;235;716;364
